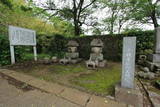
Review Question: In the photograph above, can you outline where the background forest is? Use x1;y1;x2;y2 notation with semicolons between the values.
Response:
0;0;159;65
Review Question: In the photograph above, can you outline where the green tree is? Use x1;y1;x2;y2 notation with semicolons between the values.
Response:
128;0;160;28
100;0;129;34
36;0;97;36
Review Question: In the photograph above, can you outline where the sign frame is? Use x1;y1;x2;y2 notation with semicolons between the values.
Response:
9;25;37;64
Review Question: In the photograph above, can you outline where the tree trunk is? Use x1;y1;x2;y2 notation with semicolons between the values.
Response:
148;0;159;28
74;21;81;36
151;12;159;28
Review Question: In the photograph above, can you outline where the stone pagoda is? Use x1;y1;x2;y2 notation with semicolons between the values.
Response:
86;39;106;69
60;40;81;64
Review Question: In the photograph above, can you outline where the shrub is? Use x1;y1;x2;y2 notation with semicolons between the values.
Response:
0;30;155;65
0;34;10;65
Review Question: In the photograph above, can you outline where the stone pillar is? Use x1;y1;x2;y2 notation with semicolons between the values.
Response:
148;27;160;63
155;27;160;54
121;37;136;89
115;37;143;107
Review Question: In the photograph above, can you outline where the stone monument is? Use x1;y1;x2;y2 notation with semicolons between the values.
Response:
59;40;81;64
86;39;106;69
121;37;136;88
115;37;143;107
146;27;160;72
148;27;160;63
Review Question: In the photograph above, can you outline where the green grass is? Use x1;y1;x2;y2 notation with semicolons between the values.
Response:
70;62;121;95
22;53;51;61
10;62;121;96
48;63;88;74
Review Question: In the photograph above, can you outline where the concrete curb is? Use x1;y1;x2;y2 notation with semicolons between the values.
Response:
0;69;127;107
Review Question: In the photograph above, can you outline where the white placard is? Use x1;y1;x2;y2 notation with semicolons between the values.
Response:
9;25;36;46
8;25;37;64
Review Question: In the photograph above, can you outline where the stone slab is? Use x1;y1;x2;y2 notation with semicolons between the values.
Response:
27;78;49;88
0;69;15;75
115;84;143;107
0;69;132;107
0;77;23;103
145;60;156;71
6;72;35;82
155;27;160;53
86;95;127;107
60;87;91;106
148;91;160;107
148;54;160;63
39;82;66;95
121;37;136;89
5;89;80;107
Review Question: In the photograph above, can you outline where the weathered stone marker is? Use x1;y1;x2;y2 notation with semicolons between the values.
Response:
115;37;143;107
121;37;136;88
152;27;160;63
9;25;37;64
155;27;160;53
145;27;160;73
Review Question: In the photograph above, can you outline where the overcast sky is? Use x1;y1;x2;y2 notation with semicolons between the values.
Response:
33;0;155;35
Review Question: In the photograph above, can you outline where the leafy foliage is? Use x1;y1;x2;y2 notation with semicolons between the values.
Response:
127;0;160;28
38;0;97;36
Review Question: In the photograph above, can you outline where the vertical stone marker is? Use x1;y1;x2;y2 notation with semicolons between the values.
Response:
148;27;160;63
115;37;143;106
121;37;136;89
155;27;160;53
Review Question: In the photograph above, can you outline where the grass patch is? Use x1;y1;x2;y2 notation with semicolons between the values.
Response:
48;63;88;74
70;62;121;95
9;62;121;96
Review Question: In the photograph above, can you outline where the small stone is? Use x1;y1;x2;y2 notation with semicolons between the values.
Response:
139;55;147;60
43;57;51;64
138;71;147;79
104;100;108;103
137;71;155;80
143;67;150;72
148;72;155;80
127;91;131;94
139;66;150;72
51;56;58;63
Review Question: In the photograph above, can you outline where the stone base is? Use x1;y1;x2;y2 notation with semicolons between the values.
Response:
115;84;143;107
148;54;160;63
70;58;82;64
59;59;69;65
98;60;107;67
59;58;82;65
145;60;160;72
86;60;107;69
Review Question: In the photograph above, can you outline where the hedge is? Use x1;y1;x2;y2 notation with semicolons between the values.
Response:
0;30;154;65
49;31;154;61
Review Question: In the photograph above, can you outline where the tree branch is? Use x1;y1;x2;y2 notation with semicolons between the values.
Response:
81;0;96;12
154;0;160;5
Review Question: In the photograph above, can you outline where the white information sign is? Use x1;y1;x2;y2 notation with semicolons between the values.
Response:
9;25;37;64
9;26;36;46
